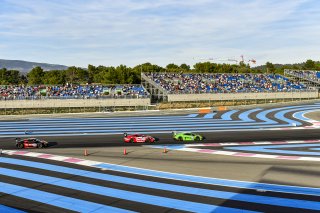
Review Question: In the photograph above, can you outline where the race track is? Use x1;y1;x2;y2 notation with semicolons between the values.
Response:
1;129;320;149
1;102;320;212
0;102;320;149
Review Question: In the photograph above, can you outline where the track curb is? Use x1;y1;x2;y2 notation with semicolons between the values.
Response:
149;140;320;162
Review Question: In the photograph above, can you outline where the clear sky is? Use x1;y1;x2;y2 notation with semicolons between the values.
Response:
0;0;319;67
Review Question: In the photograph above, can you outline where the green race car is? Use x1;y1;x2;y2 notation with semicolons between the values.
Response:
172;132;205;141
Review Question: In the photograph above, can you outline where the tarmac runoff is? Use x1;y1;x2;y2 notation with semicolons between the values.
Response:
2;153;320;213
0;104;319;138
3;144;320;189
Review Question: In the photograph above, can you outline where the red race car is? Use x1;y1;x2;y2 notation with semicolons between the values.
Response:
123;133;157;143
15;138;49;149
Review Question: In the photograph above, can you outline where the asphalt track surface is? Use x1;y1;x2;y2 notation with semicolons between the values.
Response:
2;153;320;213
1;102;320;212
0;102;320;149
1;129;320;149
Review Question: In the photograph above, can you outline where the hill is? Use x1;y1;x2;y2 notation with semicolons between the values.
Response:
0;59;68;73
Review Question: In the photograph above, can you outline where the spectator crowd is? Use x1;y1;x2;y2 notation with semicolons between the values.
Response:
285;69;320;83
0;84;149;100
0;72;311;100
146;73;308;94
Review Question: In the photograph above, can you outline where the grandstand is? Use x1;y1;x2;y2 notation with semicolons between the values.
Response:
0;84;149;100
0;71;318;114
0;84;150;112
142;72;318;102
284;69;320;90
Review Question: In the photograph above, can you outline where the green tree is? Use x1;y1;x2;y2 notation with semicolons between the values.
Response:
65;66;88;84
265;62;275;73
166;63;180;72
77;68;89;83
0;68;23;84
115;65;137;84
20;74;28;84
193;62;217;73
304;59;315;70
88;64;97;83
27;66;44;84
0;68;7;84
43;70;66;85
93;65;108;83
133;63;165;73
65;66;77;84
6;70;21;84
180;63;190;71
94;66;117;84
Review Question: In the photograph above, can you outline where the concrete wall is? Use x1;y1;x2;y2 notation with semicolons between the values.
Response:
0;98;151;108
0;91;317;108
167;91;318;102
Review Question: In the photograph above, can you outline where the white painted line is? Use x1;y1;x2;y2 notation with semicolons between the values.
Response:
150;140;320;161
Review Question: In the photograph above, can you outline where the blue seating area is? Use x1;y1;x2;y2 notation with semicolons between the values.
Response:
0;84;149;100
146;73;307;94
286;69;320;82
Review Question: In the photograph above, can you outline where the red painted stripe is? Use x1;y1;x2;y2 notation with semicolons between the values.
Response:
233;153;256;157
303;140;320;143
270;141;287;144
12;151;28;155
64;158;83;163
38;154;54;158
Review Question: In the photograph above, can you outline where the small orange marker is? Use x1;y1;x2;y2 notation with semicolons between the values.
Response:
163;146;167;153
84;149;88;156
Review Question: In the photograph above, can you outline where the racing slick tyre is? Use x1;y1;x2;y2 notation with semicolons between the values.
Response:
145;138;150;143
130;138;134;143
178;137;183;141
195;136;200;141
17;143;24;149
38;143;44;148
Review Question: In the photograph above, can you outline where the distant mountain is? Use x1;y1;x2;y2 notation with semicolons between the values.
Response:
0;59;68;73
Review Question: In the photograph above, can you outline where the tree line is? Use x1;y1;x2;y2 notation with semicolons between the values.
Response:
0;60;319;85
